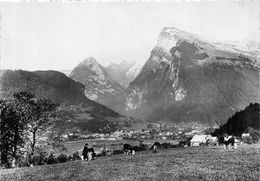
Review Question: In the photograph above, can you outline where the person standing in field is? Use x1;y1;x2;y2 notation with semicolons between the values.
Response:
82;143;89;160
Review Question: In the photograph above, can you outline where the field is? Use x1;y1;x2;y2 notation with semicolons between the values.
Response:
0;144;259;181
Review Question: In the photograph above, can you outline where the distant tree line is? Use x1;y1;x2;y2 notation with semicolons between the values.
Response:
213;103;260;143
0;91;58;168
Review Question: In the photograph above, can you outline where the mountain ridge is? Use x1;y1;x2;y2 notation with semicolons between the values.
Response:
0;69;143;133
105;60;136;88
69;57;127;113
125;27;259;125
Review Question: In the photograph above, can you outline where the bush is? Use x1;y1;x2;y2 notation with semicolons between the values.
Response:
72;152;81;160
139;144;149;150
204;127;216;135
47;154;57;165
179;139;190;147
248;128;260;143
31;153;47;166
112;149;124;155
242;128;260;144
242;136;254;144
160;143;174;149
16;156;30;167
96;150;107;157
133;146;146;152
57;154;68;163
68;155;73;161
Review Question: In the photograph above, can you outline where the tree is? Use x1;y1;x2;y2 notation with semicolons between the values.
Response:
0;99;26;168
204;127;216;135
213;103;260;140
0;92;58;167
13;92;58;161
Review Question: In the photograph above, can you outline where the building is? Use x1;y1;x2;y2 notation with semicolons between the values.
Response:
190;135;208;146
242;133;250;138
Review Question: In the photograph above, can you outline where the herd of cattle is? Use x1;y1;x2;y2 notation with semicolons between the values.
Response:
81;135;239;161
81;142;161;161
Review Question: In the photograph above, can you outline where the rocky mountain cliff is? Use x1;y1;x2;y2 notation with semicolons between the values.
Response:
69;57;126;113
105;60;136;88
125;62;144;87
125;27;260;126
0;70;141;133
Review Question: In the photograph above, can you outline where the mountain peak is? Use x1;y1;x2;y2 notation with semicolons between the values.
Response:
108;60;135;67
79;57;99;67
162;27;183;33
157;27;198;51
126;27;259;125
69;57;126;111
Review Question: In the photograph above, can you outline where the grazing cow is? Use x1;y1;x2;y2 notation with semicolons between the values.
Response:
151;142;160;153
224;135;236;150
123;144;135;155
82;144;96;161
87;148;95;160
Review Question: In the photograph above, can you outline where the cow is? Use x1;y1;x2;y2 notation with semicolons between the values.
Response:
151;142;160;153
82;143;96;161
223;135;237;150
123;143;135;155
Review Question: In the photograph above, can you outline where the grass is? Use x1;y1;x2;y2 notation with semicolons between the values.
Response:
0;144;259;181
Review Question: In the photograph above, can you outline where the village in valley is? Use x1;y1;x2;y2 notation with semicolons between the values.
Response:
58;122;246;148
58;122;202;141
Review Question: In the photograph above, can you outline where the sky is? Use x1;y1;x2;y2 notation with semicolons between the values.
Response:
1;1;259;71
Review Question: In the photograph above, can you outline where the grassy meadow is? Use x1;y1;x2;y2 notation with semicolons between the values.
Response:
0;144;259;181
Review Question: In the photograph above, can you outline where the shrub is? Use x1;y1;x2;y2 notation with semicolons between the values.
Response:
31;153;47;166
133;146;146;152
248;128;260;143
139;144;149;150
179;138;191;147
160;143;173;149
112;149;124;155
96;150;107;157
68;155;73;161
242;136;253;144
242;128;260;144
16;156;30;167
72;152;81;160
47;154;57;165
57;154;68;163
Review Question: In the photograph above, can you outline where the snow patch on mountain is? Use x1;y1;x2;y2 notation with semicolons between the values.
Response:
157;33;178;53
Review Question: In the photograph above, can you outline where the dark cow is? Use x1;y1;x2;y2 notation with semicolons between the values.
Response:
82;144;96;160
123;144;135;155
151;142;160;153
